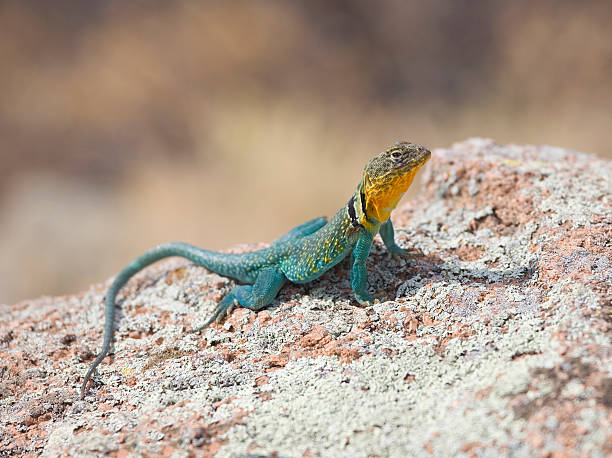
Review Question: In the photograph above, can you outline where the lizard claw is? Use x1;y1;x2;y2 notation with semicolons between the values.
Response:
355;291;385;306
216;300;237;324
189;299;237;333
355;294;373;306
371;291;386;304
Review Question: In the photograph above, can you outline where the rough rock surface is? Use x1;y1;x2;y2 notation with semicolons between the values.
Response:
1;138;611;457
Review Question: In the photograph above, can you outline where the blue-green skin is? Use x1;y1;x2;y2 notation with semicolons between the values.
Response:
80;142;431;399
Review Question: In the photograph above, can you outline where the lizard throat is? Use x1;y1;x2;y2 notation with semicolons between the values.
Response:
363;167;421;223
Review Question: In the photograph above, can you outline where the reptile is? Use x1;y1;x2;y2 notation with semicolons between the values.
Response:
80;141;431;399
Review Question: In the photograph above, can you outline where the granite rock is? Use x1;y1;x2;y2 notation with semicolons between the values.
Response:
1;139;610;457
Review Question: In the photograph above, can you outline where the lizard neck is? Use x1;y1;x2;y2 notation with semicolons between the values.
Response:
346;188;379;233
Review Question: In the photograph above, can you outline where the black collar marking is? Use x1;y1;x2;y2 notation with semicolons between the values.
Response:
360;191;367;216
347;195;363;228
358;191;374;225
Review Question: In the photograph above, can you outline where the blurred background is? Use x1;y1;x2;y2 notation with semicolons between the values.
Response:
1;0;611;304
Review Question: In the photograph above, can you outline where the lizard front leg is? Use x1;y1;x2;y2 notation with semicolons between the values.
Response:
379;219;423;260
350;231;374;305
190;266;286;332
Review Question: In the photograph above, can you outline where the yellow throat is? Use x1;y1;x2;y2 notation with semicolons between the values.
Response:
364;164;424;223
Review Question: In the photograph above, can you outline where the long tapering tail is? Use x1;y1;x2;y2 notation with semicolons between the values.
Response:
79;242;252;399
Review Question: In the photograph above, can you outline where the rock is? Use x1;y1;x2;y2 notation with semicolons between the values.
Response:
1;139;610;457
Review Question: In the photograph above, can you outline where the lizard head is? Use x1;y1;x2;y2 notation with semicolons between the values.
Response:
359;141;431;224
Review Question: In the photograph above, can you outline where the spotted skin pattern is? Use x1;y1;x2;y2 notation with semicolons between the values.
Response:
80;141;431;399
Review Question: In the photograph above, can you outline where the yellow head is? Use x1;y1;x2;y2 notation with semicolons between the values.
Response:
359;141;431;224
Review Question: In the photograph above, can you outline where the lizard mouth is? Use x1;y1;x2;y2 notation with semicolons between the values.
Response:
418;148;432;165
399;147;431;172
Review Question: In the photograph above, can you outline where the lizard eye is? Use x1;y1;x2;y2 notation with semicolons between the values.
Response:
391;152;402;159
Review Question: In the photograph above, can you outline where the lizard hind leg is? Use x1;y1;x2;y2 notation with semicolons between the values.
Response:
189;267;286;333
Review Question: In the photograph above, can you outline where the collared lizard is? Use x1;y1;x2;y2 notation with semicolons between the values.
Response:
80;141;431;398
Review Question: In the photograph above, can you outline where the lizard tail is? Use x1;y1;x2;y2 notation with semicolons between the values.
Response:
79;241;249;399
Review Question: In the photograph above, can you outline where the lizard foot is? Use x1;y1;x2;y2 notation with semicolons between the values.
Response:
389;247;424;261
188;298;238;334
355;291;385;306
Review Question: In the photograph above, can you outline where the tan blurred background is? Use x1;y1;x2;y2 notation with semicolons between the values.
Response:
1;0;611;304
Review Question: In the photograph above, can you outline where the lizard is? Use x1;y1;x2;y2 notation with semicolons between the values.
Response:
80;141;431;399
